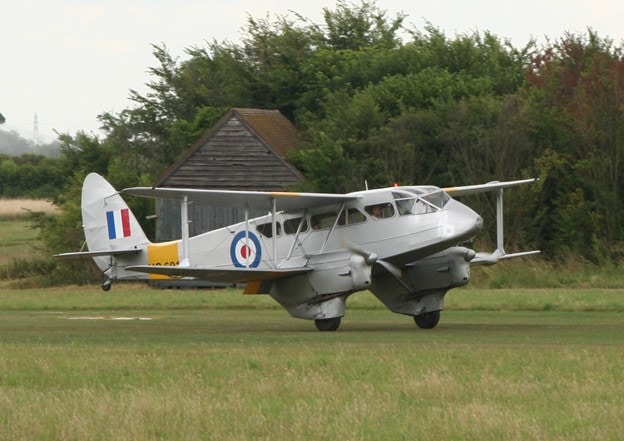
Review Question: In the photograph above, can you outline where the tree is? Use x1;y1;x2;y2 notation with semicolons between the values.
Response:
525;31;624;260
34;2;624;273
321;0;406;50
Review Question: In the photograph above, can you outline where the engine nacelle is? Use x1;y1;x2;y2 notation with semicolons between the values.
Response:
403;246;473;292
269;252;373;320
369;247;474;316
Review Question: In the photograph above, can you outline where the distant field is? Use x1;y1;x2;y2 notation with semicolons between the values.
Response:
0;285;623;440
0;198;58;218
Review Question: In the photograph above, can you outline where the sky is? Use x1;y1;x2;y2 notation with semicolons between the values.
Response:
1;0;623;142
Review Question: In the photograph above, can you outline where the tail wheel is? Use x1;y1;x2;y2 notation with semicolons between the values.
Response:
315;317;341;332
414;311;440;329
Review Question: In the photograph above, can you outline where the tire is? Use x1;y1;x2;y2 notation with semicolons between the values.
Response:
414;311;440;329
315;317;341;332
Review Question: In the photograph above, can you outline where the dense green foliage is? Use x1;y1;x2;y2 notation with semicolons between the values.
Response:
7;1;623;283
0;154;64;198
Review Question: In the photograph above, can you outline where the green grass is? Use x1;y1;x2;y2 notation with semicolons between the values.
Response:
470;257;624;289
1;285;623;440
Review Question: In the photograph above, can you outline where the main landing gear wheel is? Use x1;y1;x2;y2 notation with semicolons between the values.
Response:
414;311;440;329
315;317;342;332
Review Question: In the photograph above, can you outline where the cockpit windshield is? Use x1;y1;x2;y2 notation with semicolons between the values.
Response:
393;188;450;215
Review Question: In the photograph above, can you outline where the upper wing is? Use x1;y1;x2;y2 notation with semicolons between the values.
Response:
122;187;360;212
443;178;537;197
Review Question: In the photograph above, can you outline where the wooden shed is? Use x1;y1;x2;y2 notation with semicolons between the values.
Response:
154;108;305;241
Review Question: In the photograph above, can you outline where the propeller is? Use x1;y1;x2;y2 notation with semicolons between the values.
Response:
342;240;378;266
342;240;405;280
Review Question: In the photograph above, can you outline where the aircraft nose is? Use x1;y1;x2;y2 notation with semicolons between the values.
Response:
468;212;484;236
476;215;484;230
446;201;483;241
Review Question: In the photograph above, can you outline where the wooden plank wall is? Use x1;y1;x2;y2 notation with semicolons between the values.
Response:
162;117;300;190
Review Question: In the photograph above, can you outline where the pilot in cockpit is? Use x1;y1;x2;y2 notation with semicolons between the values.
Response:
367;203;393;219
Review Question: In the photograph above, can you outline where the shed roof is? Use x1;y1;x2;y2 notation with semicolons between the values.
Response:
232;108;299;158
154;108;304;190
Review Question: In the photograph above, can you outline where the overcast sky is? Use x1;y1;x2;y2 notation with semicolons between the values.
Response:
2;0;623;141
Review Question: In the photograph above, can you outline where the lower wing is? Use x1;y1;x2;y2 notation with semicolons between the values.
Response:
55;249;142;259
125;265;311;282
125;265;311;294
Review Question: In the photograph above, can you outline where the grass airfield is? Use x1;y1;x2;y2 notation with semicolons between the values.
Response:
0;285;623;440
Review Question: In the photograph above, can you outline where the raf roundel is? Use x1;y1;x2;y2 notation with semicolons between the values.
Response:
230;231;262;268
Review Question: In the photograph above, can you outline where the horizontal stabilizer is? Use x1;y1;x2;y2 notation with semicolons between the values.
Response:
125;265;312;283
55;248;142;259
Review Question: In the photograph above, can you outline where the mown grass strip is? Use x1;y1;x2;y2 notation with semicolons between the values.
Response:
1;284;623;313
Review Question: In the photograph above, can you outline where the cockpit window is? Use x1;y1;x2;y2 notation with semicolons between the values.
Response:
365;203;394;219
393;190;449;215
421;191;450;209
393;192;418;215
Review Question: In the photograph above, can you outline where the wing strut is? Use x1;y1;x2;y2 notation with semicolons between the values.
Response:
244;204;250;268
475;182;540;265
495;187;505;255
319;203;346;254
272;197;278;267
281;210;308;267
180;195;190;267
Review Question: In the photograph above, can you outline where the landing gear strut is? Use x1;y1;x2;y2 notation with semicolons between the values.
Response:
315;317;341;332
414;310;440;329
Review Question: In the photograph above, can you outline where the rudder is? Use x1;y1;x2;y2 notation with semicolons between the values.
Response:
81;173;150;271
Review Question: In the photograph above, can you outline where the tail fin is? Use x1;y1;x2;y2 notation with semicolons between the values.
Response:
81;173;150;271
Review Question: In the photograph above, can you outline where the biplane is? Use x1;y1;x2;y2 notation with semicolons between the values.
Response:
57;173;539;331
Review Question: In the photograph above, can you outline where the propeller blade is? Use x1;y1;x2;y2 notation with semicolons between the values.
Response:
341;240;378;265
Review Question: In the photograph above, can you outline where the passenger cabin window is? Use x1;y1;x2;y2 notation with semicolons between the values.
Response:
365;203;395;219
256;222;282;237
338;208;367;225
284;217;309;234
310;212;337;230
